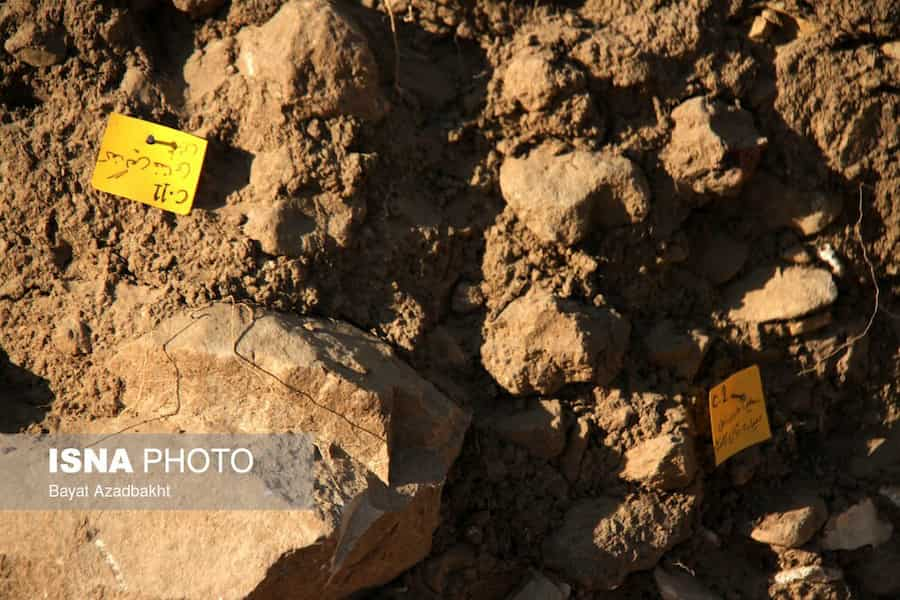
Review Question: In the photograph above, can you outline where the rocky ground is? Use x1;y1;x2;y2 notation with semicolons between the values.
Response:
1;0;900;598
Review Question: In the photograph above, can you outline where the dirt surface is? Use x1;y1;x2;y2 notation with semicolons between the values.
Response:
2;0;900;598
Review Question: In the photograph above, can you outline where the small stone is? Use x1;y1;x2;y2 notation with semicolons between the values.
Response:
542;494;696;590
724;266;837;323
451;281;484;314
750;496;828;548
749;15;775;40
620;434;698;490
654;566;720;600
493;399;567;459
781;244;812;264
171;0;226;17
183;0;386;149
821;499;893;550
3;21;66;67
773;565;843;586
481;287;630;396
52;318;91;356
502;47;585;113
499;144;650;246
561;416;591;482
745;173;842;236
593;388;636;433
510;571;571;600
662;97;767;196
645;321;711;380
691;232;749;285
882;41;900;61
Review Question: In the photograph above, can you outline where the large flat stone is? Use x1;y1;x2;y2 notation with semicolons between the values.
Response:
0;304;469;599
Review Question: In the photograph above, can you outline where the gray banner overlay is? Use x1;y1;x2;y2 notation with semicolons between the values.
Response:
0;433;318;510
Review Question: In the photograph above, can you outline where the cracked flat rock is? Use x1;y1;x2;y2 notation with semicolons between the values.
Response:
481;287;630;396
724;266;837;323
0;304;470;600
499;144;650;246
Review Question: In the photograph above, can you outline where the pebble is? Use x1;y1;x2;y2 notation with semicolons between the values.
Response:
749;495;828;548
492;399;567;459
645;321;711;380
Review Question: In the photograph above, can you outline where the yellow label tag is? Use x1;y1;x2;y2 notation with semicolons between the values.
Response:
709;365;772;466
91;113;208;215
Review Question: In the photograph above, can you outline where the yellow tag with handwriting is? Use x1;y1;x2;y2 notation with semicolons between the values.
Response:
709;365;772;466
91;113;208;215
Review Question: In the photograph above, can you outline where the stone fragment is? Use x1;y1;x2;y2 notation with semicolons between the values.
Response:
645;321;711;380
493;399;566;459
3;21;66;67
171;0;225;17
690;231;749;285
724;266;837;323
0;304;470;599
451;281;484;314
236;0;383;121
481;287;630;396
781;244;811;264
749;496;828;548
620;434;698;490
510;571;571;600
593;388;637;432
745;173;842;236
662;97;767;196
543;493;696;590
499;144;650;246
502;47;585;113
821;499;893;550
52;317;91;356
183;0;385;148
561;416;591;482
773;565;843;585
882;41;900;61
654;566;720;600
